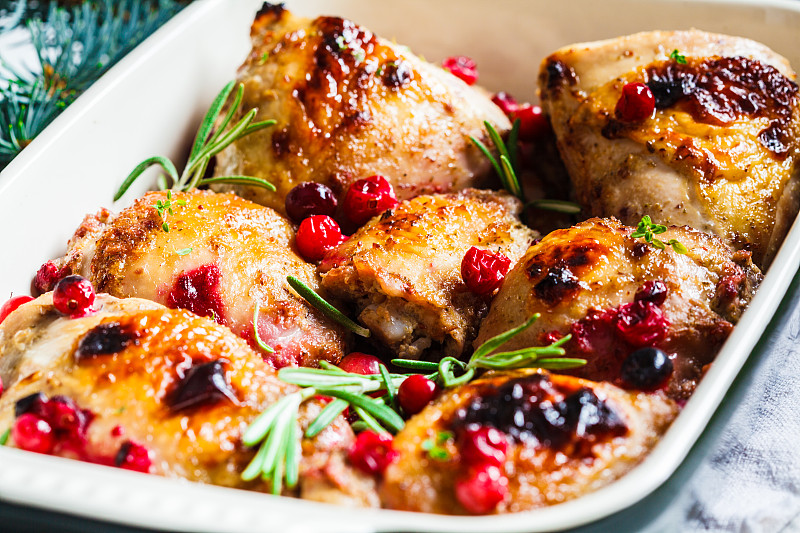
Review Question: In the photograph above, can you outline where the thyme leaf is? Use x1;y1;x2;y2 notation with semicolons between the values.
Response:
669;49;688;64
632;215;687;254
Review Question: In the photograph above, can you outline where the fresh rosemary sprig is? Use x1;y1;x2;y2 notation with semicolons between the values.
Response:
0;428;9;446
240;314;584;489
669;49;688;64
632;215;688;254
469;121;581;214
393;313;585;387
470;120;523;201
113;81;277;201
286;276;370;337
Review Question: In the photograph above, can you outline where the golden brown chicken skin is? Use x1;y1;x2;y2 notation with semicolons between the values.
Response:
0;294;376;506
41;190;347;369
319;189;537;360
211;4;510;214
539;30;800;267
381;369;677;514
475;218;761;400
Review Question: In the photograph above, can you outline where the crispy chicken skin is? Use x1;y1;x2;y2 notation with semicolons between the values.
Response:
44;190;347;369
211;3;510;214
0;294;377;506
539;29;800;267
319;189;537;359
475;218;761;400
380;369;677;514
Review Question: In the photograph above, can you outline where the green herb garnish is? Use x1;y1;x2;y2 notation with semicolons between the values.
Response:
241;315;584;490
114;81;276;201
669;49;687;64
154;190;186;232
175;247;193;256
253;300;275;354
470;120;523;201
526;199;582;215
422;431;453;461
394;314;585;387
631;215;688;254
0;428;9;446
286;276;370;337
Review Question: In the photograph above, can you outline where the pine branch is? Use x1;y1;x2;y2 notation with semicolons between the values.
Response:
0;0;185;171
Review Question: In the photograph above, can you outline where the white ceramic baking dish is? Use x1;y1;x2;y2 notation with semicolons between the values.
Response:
1;0;800;531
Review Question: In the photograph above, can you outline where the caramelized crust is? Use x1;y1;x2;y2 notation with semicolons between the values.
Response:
319;189;537;359
50;190;347;368
212;5;510;213
380;369;677;514
539;29;800;267
0;294;376;506
475;218;761;399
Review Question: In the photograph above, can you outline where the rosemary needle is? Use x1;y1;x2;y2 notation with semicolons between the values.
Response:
286;275;370;337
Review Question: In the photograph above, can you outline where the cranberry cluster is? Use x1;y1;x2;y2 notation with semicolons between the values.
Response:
460;247;511;297
455;426;510;514
10;393;152;473
285;175;398;262
568;280;674;390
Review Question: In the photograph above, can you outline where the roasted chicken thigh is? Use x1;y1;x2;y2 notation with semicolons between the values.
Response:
539;30;800;266
0;294;376;506
212;4;510;214
381;369;677;514
475;218;761;400
39;190;347;369
320;189;537;359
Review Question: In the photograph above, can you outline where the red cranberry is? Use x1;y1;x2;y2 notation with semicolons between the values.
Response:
442;56;478;85
339;352;382;375
285;182;338;223
615;300;669;347
348;430;398;476
635;280;669;306
115;441;152;473
461;247;511;296
615;82;655;122
541;330;564;345
33;261;67;294
397;375;438;415
295;215;345;262
491;92;519;116
12;413;55;454
460;426;508;467
455;464;509;514
343;175;398;226
52;275;96;318
0;295;34;324
166;264;225;324
621;347;673;390
512;104;551;141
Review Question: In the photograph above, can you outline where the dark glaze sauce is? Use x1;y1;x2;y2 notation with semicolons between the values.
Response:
169;360;238;413
608;56;798;157
454;374;627;455
75;322;141;361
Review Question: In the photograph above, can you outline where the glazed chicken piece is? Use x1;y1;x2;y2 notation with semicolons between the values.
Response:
319;189;537;359
38;190;347;368
0;294;376;506
381;369;677;514
539;30;800;267
211;3;510;214
475;218;761;400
